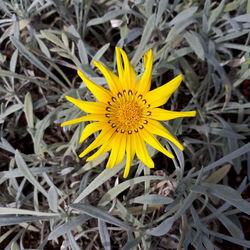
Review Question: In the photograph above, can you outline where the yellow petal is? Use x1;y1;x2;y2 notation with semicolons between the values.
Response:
86;139;112;161
150;108;196;121
115;47;123;80
65;96;105;114
106;133;126;168
61;114;103;127
133;133;154;168
77;70;112;102
123;134;135;178
141;128;174;159
79;122;103;144
93;61;120;94
79;127;114;158
137;49;153;95
119;48;136;90
116;133;127;166
145;75;182;108
147;119;184;150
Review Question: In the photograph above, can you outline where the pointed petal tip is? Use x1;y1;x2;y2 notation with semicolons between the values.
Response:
60;122;66;127
115;47;121;53
146;49;153;56
77;69;87;81
169;154;175;159
65;95;72;101
147;162;155;168
123;170;128;178
176;74;183;81
191;110;197;117
79;151;86;158
77;69;82;75
92;60;98;66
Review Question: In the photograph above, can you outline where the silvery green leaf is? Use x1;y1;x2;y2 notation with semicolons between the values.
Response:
15;150;48;198
87;9;143;27
131;14;155;64
184;31;205;60
10;36;67;89
98;176;166;207
70;204;131;230
23;92;34;129
0;137;15;154
208;0;225;30
156;0;169;25
129;194;173;205
169;7;198;26
9;48;18;73
233;14;250;22
206;229;250;248
67;232;81;250
123;236;142;250
77;39;88;64
0;104;23;122
35;34;51;58
92;43;110;63
191;183;250;215
1;166;61;180
222;43;250;52
98;219;111;250
191;143;250;177
48;214;90;240
0;207;58;217
34;107;60;154
147;192;196;236
48;186;58;213
0;216;52;226
73;163;123;203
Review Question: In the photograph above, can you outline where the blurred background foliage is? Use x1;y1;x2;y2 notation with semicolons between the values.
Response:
0;0;250;249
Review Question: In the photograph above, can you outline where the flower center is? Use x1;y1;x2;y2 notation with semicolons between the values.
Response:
115;101;143;128
105;90;151;134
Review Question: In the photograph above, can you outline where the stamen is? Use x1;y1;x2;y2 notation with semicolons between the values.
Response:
139;125;144;129
117;92;122;98
106;107;111;112
115;128;119;132
146;111;151;116
121;129;125;133
143;120;148;124
108;120;112;123
105;114;110;118
146;104;150;108
112;97;117;102
134;128;139;133
142;99;147;104
128;90;133;95
128;130;132;134
138;94;143;99
111;123;116;128
108;101;112;106
123;89;126;94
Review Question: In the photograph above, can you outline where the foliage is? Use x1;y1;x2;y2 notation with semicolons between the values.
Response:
0;0;250;249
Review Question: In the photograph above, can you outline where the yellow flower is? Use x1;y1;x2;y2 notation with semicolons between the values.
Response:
61;47;196;178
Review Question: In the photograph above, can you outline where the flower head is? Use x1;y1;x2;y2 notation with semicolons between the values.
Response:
61;48;196;178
